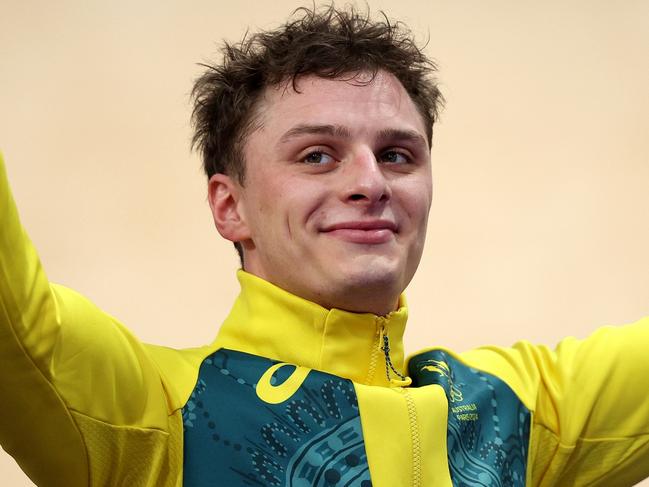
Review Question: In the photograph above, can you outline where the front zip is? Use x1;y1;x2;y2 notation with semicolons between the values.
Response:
375;319;420;485
378;321;412;387
401;388;422;487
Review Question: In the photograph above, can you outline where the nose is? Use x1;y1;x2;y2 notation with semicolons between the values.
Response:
340;148;391;205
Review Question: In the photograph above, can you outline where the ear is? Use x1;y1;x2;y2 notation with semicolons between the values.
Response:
207;173;251;243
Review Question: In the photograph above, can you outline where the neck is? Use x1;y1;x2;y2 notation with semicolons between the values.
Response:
240;265;402;316
212;270;410;387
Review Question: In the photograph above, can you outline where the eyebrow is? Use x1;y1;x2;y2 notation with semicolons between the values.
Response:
279;124;351;143
278;123;429;151
376;128;429;151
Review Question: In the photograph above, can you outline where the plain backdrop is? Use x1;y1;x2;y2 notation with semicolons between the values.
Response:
1;1;648;485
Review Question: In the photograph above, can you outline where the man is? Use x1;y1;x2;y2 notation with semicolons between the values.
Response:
1;5;648;487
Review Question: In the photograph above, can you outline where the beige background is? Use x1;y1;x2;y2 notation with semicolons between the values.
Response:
1;0;648;485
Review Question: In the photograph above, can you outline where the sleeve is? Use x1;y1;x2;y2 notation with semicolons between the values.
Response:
462;317;649;487
0;153;171;487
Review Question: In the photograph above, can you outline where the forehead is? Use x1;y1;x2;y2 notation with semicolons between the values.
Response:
253;70;427;141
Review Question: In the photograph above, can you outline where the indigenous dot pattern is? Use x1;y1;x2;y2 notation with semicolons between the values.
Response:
409;350;531;487
182;349;372;486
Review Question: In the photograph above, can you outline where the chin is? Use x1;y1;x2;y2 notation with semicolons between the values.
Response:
335;259;404;295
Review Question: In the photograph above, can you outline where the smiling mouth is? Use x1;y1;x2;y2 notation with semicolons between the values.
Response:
321;221;397;244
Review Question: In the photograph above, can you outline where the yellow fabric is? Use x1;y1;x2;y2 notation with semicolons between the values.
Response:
1;151;649;486
0;153;187;486
457;322;649;486
355;383;455;487
355;384;416;486
409;385;453;486
211;270;408;388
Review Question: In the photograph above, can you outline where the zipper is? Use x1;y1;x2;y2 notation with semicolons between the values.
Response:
402;388;422;487
378;320;412;387
374;318;420;486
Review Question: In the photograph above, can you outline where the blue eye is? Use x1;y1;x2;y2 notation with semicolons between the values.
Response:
380;150;410;164
303;151;335;164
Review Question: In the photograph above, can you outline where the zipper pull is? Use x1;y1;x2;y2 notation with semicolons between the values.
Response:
379;322;412;387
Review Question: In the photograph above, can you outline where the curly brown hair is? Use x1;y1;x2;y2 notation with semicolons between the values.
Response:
191;4;443;262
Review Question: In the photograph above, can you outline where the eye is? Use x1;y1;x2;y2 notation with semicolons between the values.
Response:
301;150;335;165
379;150;410;164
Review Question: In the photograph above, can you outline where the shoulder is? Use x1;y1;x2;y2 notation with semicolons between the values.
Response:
145;342;221;413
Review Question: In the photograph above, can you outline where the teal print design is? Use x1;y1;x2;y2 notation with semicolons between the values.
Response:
182;349;372;487
409;350;530;487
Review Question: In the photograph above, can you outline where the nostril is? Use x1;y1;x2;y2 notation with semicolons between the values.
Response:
349;194;366;201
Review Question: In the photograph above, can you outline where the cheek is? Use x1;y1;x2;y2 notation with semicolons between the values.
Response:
280;176;331;226
247;167;292;215
245;175;328;243
397;179;432;225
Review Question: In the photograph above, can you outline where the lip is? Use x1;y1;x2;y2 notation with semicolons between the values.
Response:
320;220;398;244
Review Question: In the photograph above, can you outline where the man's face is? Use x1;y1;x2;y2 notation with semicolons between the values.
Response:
233;70;432;315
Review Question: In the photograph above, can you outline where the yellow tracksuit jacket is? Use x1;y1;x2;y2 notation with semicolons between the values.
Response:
1;153;649;486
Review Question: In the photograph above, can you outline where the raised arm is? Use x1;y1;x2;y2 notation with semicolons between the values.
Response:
526;319;649;486
0;154;172;486
462;317;649;486
0;153;89;485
